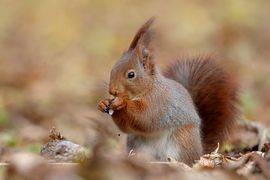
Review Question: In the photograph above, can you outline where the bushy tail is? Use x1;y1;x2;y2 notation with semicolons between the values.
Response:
163;54;241;153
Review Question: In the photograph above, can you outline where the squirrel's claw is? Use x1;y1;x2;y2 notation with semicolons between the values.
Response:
97;99;113;114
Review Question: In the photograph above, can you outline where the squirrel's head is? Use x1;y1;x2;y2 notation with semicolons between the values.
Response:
109;18;157;100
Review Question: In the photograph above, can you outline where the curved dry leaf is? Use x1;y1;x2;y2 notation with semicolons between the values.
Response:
167;157;192;171
236;161;255;177
240;120;270;150
49;126;66;140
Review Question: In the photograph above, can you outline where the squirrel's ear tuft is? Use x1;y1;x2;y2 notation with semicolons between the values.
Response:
128;17;156;74
129;17;156;51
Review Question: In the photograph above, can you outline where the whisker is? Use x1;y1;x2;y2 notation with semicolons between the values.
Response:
91;87;108;93
94;78;109;86
99;79;109;86
88;84;108;87
95;91;112;101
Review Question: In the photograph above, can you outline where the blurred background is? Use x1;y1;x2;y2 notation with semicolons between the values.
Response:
0;0;270;159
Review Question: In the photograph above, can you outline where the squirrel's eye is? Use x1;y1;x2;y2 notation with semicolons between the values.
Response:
127;71;135;79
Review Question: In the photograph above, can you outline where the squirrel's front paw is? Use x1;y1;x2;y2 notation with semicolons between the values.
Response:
111;97;126;111
97;99;112;113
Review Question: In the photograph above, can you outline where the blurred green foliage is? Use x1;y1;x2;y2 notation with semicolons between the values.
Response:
242;92;257;121
22;143;44;155
0;98;8;127
0;133;18;147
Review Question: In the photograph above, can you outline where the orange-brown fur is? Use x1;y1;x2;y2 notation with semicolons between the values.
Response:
97;18;241;165
175;124;203;165
163;55;241;153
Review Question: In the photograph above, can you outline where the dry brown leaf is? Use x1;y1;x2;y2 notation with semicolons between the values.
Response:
236;161;255;177
223;151;259;168
167;157;193;172
193;143;223;170
264;143;270;161
252;153;270;179
49;126;66;140
240;120;270;151
222;151;267;178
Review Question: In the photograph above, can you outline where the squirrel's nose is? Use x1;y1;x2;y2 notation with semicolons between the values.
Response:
109;88;118;96
109;90;117;96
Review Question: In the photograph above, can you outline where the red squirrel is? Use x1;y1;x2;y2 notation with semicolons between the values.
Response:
97;18;241;165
